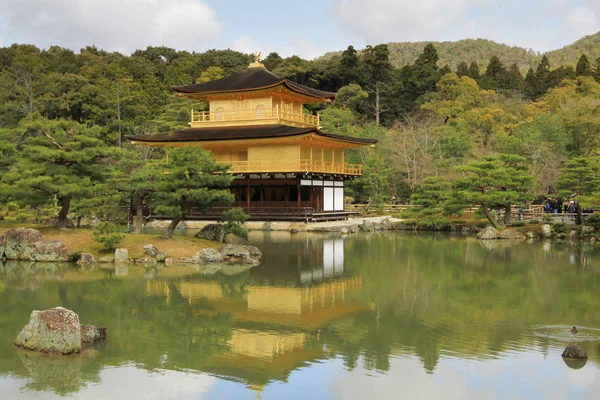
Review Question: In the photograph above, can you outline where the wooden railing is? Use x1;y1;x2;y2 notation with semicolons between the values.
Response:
219;160;362;175
190;106;319;127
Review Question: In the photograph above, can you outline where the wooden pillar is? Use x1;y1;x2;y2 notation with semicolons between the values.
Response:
297;179;301;207
246;177;250;210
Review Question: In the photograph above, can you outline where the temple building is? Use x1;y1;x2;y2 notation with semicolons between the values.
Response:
127;55;377;221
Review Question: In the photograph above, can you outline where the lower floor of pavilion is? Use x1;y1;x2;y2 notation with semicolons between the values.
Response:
154;174;358;222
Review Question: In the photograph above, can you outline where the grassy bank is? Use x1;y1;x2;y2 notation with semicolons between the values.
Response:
0;223;220;259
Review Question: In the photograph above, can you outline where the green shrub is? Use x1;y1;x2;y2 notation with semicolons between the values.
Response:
93;222;125;250
585;214;600;231
417;217;451;231
511;221;526;227
553;222;566;233
221;208;250;240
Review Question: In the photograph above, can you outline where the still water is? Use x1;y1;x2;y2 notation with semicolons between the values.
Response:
1;232;600;399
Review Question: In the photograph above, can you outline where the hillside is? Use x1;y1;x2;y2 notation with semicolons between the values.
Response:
321;31;600;71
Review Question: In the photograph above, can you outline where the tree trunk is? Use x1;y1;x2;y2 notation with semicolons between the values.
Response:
57;196;71;228
162;217;182;239
482;201;499;229
133;193;145;234
576;206;583;226
375;82;380;126
503;203;512;225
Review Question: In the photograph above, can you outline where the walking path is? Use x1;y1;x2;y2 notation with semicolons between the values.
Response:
147;216;402;232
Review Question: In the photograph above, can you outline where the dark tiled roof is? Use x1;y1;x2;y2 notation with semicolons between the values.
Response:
126;124;378;145
173;67;336;100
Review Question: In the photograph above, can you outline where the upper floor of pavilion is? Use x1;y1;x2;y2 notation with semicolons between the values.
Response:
173;58;335;129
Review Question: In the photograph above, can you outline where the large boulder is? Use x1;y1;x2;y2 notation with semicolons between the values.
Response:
498;229;526;241
194;248;224;263
195;224;225;242
97;255;115;263
80;325;107;345
15;307;82;354
114;248;129;264
562;343;588;359
541;224;552;238
0;245;4;259
477;227;498;240
76;253;96;265
220;244;250;258
143;244;166;262
0;228;44;260
0;228;69;262
245;245;262;260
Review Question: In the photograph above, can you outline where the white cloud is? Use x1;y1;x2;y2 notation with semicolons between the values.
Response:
331;0;490;44
565;7;600;40
0;0;222;54
231;35;256;54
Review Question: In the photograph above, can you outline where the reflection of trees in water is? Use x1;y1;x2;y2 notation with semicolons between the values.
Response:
320;234;600;374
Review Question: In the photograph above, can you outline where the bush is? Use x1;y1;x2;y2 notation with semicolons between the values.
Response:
585;214;600;231
417;217;451;231
221;208;250;240
511;221;526;227
93;222;125;250
553;222;566;234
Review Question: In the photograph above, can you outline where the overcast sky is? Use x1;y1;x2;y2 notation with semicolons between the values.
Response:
0;0;599;59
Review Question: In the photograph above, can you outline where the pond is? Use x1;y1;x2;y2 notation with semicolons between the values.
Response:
1;232;600;399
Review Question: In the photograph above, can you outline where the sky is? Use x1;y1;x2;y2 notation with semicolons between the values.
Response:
0;0;599;59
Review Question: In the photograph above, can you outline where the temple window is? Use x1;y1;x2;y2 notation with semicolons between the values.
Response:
215;107;225;121
255;105;266;119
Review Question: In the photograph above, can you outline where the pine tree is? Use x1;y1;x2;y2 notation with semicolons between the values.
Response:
456;61;469;77
453;155;534;227
361;44;392;125
340;45;360;85
152;146;234;239
594;57;600;83
468;61;480;79
576;54;593;76
1;116;121;228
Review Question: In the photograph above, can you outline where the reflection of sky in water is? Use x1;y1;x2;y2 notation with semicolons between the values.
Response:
2;353;599;400
0;365;216;399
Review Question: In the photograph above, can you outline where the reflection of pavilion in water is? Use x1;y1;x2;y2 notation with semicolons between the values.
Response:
147;238;362;388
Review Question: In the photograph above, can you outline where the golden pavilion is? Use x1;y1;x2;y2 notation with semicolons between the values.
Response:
127;55;377;221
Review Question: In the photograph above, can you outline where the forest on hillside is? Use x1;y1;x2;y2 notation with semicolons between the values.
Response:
322;32;600;71
0;41;600;228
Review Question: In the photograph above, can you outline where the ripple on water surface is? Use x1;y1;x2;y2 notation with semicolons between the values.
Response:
532;324;600;342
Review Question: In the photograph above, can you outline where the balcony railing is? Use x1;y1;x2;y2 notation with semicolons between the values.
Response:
190;106;320;128
218;160;362;175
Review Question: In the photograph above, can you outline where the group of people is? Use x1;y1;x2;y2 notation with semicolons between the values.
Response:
543;197;576;214
543;197;594;215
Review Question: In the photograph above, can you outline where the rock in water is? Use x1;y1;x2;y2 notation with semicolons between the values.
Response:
194;248;224;263
80;325;107;344
498;229;526;240
562;343;588;359
0;228;43;260
114;248;129;264
143;244;166;262
15;307;82;354
477;227;498;240
77;253;96;265
541;224;552;238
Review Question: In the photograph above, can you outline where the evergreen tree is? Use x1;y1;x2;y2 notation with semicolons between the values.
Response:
524;68;537;98
453;155;533;227
576;54;593;76
361;44;392;125
594;57;600;83
557;157;600;224
468;61;480;79
456;61;469;77
1;116;120;227
152;146;234;239
340;45;360;85
262;52;283;70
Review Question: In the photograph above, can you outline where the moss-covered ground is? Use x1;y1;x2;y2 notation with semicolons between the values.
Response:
0;223;219;259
